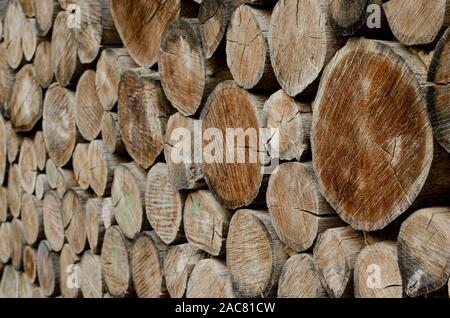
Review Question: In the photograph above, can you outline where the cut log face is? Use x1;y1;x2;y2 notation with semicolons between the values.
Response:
37;240;60;297
96;48;138;111
111;163;147;240
35;174;50;200
23;245;37;283
34;0;59;36
312;38;436;231
101;226;133;298
184;190;233;256
164;113;203;190
43;190;64;252
34;41;53;89
130;231;168;298
59;243;81;298
313;227;365;298
10;219;25;270
118;69;173;169
21;193;44;245
18;272;34;298
263;90;311;161
6;122;23;163
75;70;104;141
101;112;126;154
226;5;276;90
226;209;288;297
102;197;115;229
45;159;58;189
383;0;450;45
34;131;47;171
18;0;34;18
278;254;328;298
43;84;77;168
62;189;89;254
80;251;104;298
354;241;403;298
200;81;265;209
22;18;39;61
145;163;185;245
0;43;15;116
0;187;7;223
7;164;23;218
269;0;338;96
9;64;42;132
267;162;343;252
0;116;7;184
428;27;450;154
110;0;181;68
19;137;37;194
186;259;235;298
398;207;450;297
72;143;90;190
85;198;106;254
5;1;25;69
0;266;19;298
163;243;208;298
0;223;11;263
199;0;238;59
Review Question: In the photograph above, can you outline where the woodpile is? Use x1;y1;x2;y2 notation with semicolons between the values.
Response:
1;0;450;299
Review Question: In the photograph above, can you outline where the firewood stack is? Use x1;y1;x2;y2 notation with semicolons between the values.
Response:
0;0;449;299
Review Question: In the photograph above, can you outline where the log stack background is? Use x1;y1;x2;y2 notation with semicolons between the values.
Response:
0;0;449;299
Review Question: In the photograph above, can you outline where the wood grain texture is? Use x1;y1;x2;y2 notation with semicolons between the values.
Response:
80;251;104;298
59;243;81;298
37;240;60;297
43;190;64;252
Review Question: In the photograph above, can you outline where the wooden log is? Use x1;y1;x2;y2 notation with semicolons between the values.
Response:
37;240;60;297
34;0;59;36
198;0;238;59
32;287;46;298
35;174;50;200
55;167;78;198
130;231;168;298
22;18;41;61
10;219;25;270
312;38;450;231
7;164;23;218
226;209;288;297
184;190;233;256
102;196;115;229
34;131;47;171
75;70;104;140
0;43;15;117
110;0;184;68
96;48;138;111
88;140;124;196
6;121;22;163
267;162;344;252
101;111;126;154
19;137;37;194
0;187;8;222
145;162;185;245
354;241;403;298
398;207;450;297
278;254;328;298
313;226;365;298
118;68;173;169
18;0;34;18
111;162;148;240
74;0;121;64
164;113;204;190
0;265;19;298
383;0;450;45
34;41;53;89
61;189;90;254
18;272;33;298
45;159;58;189
9;64;42;132
163;243;208;298
241;0;277;4
43;84;78;167
226;5;276;90
160;18;231;116
72;143;89;190
21;193;44;245
0;116;7;184
200;81;266;209
58;0;75;10
186;259;235;298
42;190;64;252
23;245;37;283
428;27;450;155
59;243;81;298
85;198;106;254
263;90;311;161
0;222;11;264
5;1;26;69
51;11;82;87
269;0;339;96
80;251;104;298
101;226;134;298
